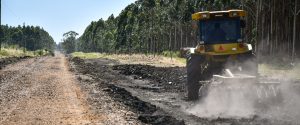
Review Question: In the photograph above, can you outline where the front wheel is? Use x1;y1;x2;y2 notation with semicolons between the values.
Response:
186;54;207;100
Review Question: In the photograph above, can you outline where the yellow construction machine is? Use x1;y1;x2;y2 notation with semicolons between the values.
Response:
186;10;280;101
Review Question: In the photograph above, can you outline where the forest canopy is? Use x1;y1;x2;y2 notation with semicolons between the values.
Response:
62;0;300;60
0;24;55;51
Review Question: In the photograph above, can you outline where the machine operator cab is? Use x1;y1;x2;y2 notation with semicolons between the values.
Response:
191;10;253;56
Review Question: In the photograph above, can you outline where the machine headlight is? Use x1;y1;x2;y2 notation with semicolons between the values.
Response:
232;12;238;16
247;44;253;50
202;14;208;18
190;48;195;54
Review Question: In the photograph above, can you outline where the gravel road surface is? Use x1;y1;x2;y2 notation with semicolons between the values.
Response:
0;53;142;125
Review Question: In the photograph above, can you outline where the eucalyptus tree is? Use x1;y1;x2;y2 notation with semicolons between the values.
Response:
62;31;78;54
1;25;55;51
75;0;300;60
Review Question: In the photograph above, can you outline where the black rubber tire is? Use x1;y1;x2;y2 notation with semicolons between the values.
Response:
186;53;205;100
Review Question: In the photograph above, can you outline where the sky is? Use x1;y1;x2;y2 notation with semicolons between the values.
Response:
2;0;136;43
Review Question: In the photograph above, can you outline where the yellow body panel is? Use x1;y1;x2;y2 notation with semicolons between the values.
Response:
192;10;246;20
192;11;210;20
195;43;252;56
191;9;250;60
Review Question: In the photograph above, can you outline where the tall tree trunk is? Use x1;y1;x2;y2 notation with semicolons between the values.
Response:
255;0;260;55
185;24;188;47
169;27;172;60
292;0;298;61
174;24;177;51
180;24;183;49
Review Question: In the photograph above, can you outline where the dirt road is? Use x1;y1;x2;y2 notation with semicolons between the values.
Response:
0;53;142;125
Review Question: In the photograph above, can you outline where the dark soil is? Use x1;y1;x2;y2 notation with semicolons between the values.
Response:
105;84;157;114
70;57;185;125
0;56;30;69
112;64;186;92
70;57;299;125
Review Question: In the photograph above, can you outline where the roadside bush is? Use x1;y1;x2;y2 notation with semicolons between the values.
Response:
48;51;55;56
0;50;9;56
162;51;181;58
34;50;45;56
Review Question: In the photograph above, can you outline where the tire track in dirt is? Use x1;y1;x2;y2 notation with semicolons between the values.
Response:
0;53;106;124
0;57;47;123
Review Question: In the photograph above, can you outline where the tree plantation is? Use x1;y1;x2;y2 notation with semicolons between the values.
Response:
0;25;55;51
62;0;300;61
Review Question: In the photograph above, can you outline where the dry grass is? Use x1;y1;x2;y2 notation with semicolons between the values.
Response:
259;63;300;80
72;52;300;80
0;48;50;58
72;52;186;67
0;48;34;58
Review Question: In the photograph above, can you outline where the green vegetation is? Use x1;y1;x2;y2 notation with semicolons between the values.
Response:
72;52;106;59
0;25;56;52
0;47;52;58
60;0;299;62
162;51;180;58
61;31;78;54
161;51;186;63
259;63;300;80
72;51;186;66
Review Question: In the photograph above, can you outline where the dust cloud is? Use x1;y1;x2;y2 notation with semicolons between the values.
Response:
262;82;300;123
184;59;300;123
186;81;257;119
